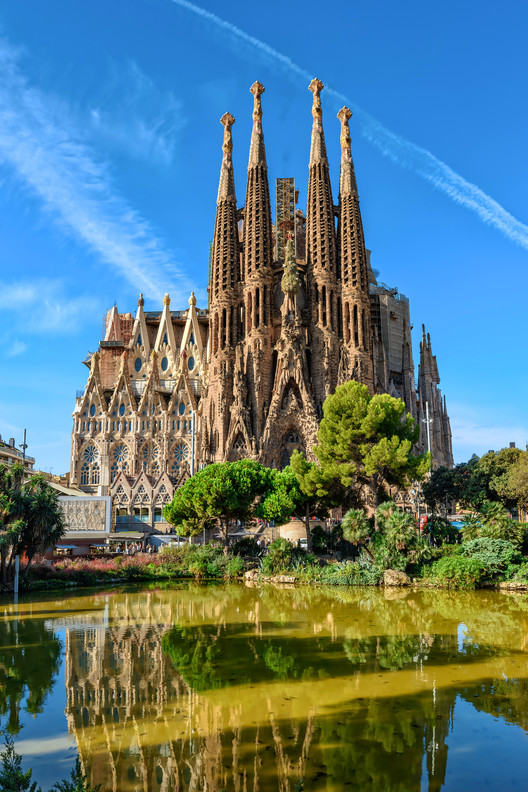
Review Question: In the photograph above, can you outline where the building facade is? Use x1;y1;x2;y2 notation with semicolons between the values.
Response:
70;80;452;528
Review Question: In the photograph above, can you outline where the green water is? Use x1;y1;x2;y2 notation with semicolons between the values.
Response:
1;584;528;791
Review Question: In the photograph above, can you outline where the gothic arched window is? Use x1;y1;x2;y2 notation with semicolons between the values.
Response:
171;442;189;476
80;442;100;486
110;443;129;482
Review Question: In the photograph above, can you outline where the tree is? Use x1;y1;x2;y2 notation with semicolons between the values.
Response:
0;737;41;792
0;466;65;585
507;453;528;511
341;508;375;561
311;382;429;512
164;460;284;553
461;501;525;545
289;451;338;551
477;448;525;510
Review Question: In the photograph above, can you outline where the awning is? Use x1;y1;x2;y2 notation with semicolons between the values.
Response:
55;545;77;550
149;534;187;546
89;543;107;548
108;531;144;541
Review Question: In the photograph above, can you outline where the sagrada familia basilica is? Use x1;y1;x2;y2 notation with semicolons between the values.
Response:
70;80;453;527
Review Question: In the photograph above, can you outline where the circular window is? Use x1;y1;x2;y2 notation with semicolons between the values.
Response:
134;357;142;372
119;404;125;417
89;404;96;417
173;443;189;463
187;356;195;371
113;444;129;463
161;357;169;371
178;402;185;416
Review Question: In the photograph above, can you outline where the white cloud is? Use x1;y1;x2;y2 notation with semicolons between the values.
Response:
172;0;528;253
0;278;98;337
5;340;27;357
0;38;197;303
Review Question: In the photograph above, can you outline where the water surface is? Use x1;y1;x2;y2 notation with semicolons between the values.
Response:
1;584;528;791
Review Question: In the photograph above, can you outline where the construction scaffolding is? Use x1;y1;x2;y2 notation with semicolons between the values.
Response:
275;177;296;262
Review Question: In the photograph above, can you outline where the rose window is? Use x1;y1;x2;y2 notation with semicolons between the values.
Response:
83;444;98;464
113;444;129;463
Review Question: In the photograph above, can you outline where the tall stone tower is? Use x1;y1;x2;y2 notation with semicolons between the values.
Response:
336;106;374;390
239;82;274;447
306;79;340;411
204;112;239;462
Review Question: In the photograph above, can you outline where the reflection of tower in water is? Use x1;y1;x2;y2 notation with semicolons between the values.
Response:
64;591;318;792
63;589;460;792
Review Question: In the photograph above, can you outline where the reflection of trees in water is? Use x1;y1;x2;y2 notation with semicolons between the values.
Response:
61;585;528;792
0;610;62;734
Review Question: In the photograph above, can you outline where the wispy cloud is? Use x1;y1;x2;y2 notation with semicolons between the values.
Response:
87;60;186;166
0;38;195;302
171;0;528;252
0;278;98;339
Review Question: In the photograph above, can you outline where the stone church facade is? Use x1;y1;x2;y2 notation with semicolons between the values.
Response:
70;80;453;528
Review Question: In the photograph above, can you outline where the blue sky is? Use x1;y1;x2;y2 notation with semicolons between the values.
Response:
0;0;526;473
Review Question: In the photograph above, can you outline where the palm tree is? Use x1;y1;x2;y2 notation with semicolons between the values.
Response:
341;508;375;562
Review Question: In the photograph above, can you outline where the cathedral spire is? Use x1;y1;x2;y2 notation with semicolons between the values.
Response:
210;112;239;303
309;78;328;165
337;106;358;196
243;81;272;279
248;81;267;168
217;112;236;204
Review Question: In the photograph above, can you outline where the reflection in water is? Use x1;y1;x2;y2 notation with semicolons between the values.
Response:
0;603;62;734
2;585;528;791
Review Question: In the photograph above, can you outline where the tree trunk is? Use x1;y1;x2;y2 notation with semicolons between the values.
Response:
1;547;6;587
222;520;229;556
362;542;376;563
304;502;312;553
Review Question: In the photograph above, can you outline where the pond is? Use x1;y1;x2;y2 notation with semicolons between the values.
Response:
1;584;528;791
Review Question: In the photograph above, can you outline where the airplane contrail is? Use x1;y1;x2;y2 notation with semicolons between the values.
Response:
171;0;528;251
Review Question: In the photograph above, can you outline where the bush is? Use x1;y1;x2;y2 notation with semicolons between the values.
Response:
461;502;525;545
231;537;262;557
261;538;296;574
224;555;245;579
458;538;521;578
427;555;487;589
422;516;460;546
320;561;382;586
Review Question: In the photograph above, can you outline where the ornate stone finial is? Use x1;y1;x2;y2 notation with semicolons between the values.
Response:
337;107;352;149
250;81;265;120
90;351;99;373
163;293;170;307
138;293;144;307
188;292;196;307
220;112;235;153
309;78;324;118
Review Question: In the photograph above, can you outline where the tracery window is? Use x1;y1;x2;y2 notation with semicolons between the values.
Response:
171;442;189;476
140;442;161;475
110;443;129;482
80;443;100;486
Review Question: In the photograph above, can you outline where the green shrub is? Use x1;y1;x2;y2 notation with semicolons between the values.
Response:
224;555;245;578
461;502;525;545
320;560;382;586
458;538;521;578
511;562;528;583
231;537;262;557
261;538;295;574
428;555;487;589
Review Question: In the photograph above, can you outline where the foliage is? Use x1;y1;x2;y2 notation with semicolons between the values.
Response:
423;449;528;513
50;759;100;792
164;460;298;551
458;538;521;578
260;538;306;574
461;501;525;545
288;451;335;550
319;561;382;586
421;516;460;546
230;537;262;557
0;737;41;792
0;466;66;584
310;381;429;509
427;555;487;589
341;509;374;561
